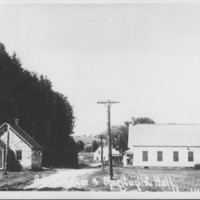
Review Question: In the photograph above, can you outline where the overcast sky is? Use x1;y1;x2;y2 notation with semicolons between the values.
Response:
1;2;200;136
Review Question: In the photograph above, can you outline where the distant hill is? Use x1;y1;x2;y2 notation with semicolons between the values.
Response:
73;136;105;145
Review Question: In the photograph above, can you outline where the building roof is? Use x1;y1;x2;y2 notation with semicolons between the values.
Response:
128;124;200;148
0;123;43;150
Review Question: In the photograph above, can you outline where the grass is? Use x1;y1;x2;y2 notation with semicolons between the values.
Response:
1;166;200;192
0;169;56;191
79;166;200;192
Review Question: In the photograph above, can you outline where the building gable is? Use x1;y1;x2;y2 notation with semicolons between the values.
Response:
0;123;43;150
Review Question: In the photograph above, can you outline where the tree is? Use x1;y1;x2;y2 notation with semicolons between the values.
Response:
91;140;99;152
0;42;77;168
133;117;155;125
95;122;128;162
111;123;129;162
84;144;92;153
76;140;85;152
95;117;156;162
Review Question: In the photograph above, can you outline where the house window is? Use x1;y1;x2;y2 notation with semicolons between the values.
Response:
157;151;163;161
188;151;194;162
143;151;148;161
173;151;179;162
98;150;100;155
16;150;22;160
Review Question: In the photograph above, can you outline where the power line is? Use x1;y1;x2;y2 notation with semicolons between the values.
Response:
97;100;119;180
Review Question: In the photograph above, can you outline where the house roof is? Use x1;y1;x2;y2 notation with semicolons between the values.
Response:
128;124;200;147
0;123;43;150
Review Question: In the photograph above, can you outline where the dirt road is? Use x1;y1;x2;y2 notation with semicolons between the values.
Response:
25;168;99;191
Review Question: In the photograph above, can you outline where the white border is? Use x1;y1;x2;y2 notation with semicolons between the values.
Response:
0;191;200;199
0;1;200;199
0;0;200;5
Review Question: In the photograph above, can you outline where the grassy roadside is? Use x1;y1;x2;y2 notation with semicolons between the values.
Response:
79;166;200;192
0;169;56;191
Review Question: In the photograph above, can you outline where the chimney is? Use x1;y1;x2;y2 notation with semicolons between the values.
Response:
15;118;19;126
132;117;135;126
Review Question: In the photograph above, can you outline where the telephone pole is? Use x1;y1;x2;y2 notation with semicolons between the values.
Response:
97;100;119;180
100;134;104;171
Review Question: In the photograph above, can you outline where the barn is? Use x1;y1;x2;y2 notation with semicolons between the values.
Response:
0;121;43;170
123;122;200;168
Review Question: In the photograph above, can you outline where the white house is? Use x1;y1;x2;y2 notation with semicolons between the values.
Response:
0;121;43;170
123;122;200;167
94;146;120;162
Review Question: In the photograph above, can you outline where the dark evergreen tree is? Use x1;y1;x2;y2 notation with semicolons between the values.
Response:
0;43;77;167
91;140;99;152
76;140;85;152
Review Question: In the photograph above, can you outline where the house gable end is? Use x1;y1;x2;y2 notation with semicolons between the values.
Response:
0;123;43;150
9;126;33;149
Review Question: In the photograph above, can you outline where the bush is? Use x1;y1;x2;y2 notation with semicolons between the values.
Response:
194;164;200;169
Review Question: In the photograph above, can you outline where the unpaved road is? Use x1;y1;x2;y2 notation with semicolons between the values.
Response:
25;168;99;191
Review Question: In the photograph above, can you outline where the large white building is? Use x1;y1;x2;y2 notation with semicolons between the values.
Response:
123;122;200;167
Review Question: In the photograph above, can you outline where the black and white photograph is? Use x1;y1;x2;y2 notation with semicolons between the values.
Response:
0;0;200;198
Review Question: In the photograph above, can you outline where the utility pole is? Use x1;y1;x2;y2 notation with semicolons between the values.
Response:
4;124;10;175
100;134;104;171
97;100;119;180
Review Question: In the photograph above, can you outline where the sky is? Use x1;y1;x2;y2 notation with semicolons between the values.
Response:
1;2;200;136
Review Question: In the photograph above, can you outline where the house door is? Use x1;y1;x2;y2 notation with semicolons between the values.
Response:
0;148;3;169
127;154;133;165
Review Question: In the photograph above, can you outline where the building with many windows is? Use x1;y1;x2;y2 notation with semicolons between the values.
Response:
123;121;200;167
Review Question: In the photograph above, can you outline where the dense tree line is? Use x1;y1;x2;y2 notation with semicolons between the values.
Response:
0;43;78;167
